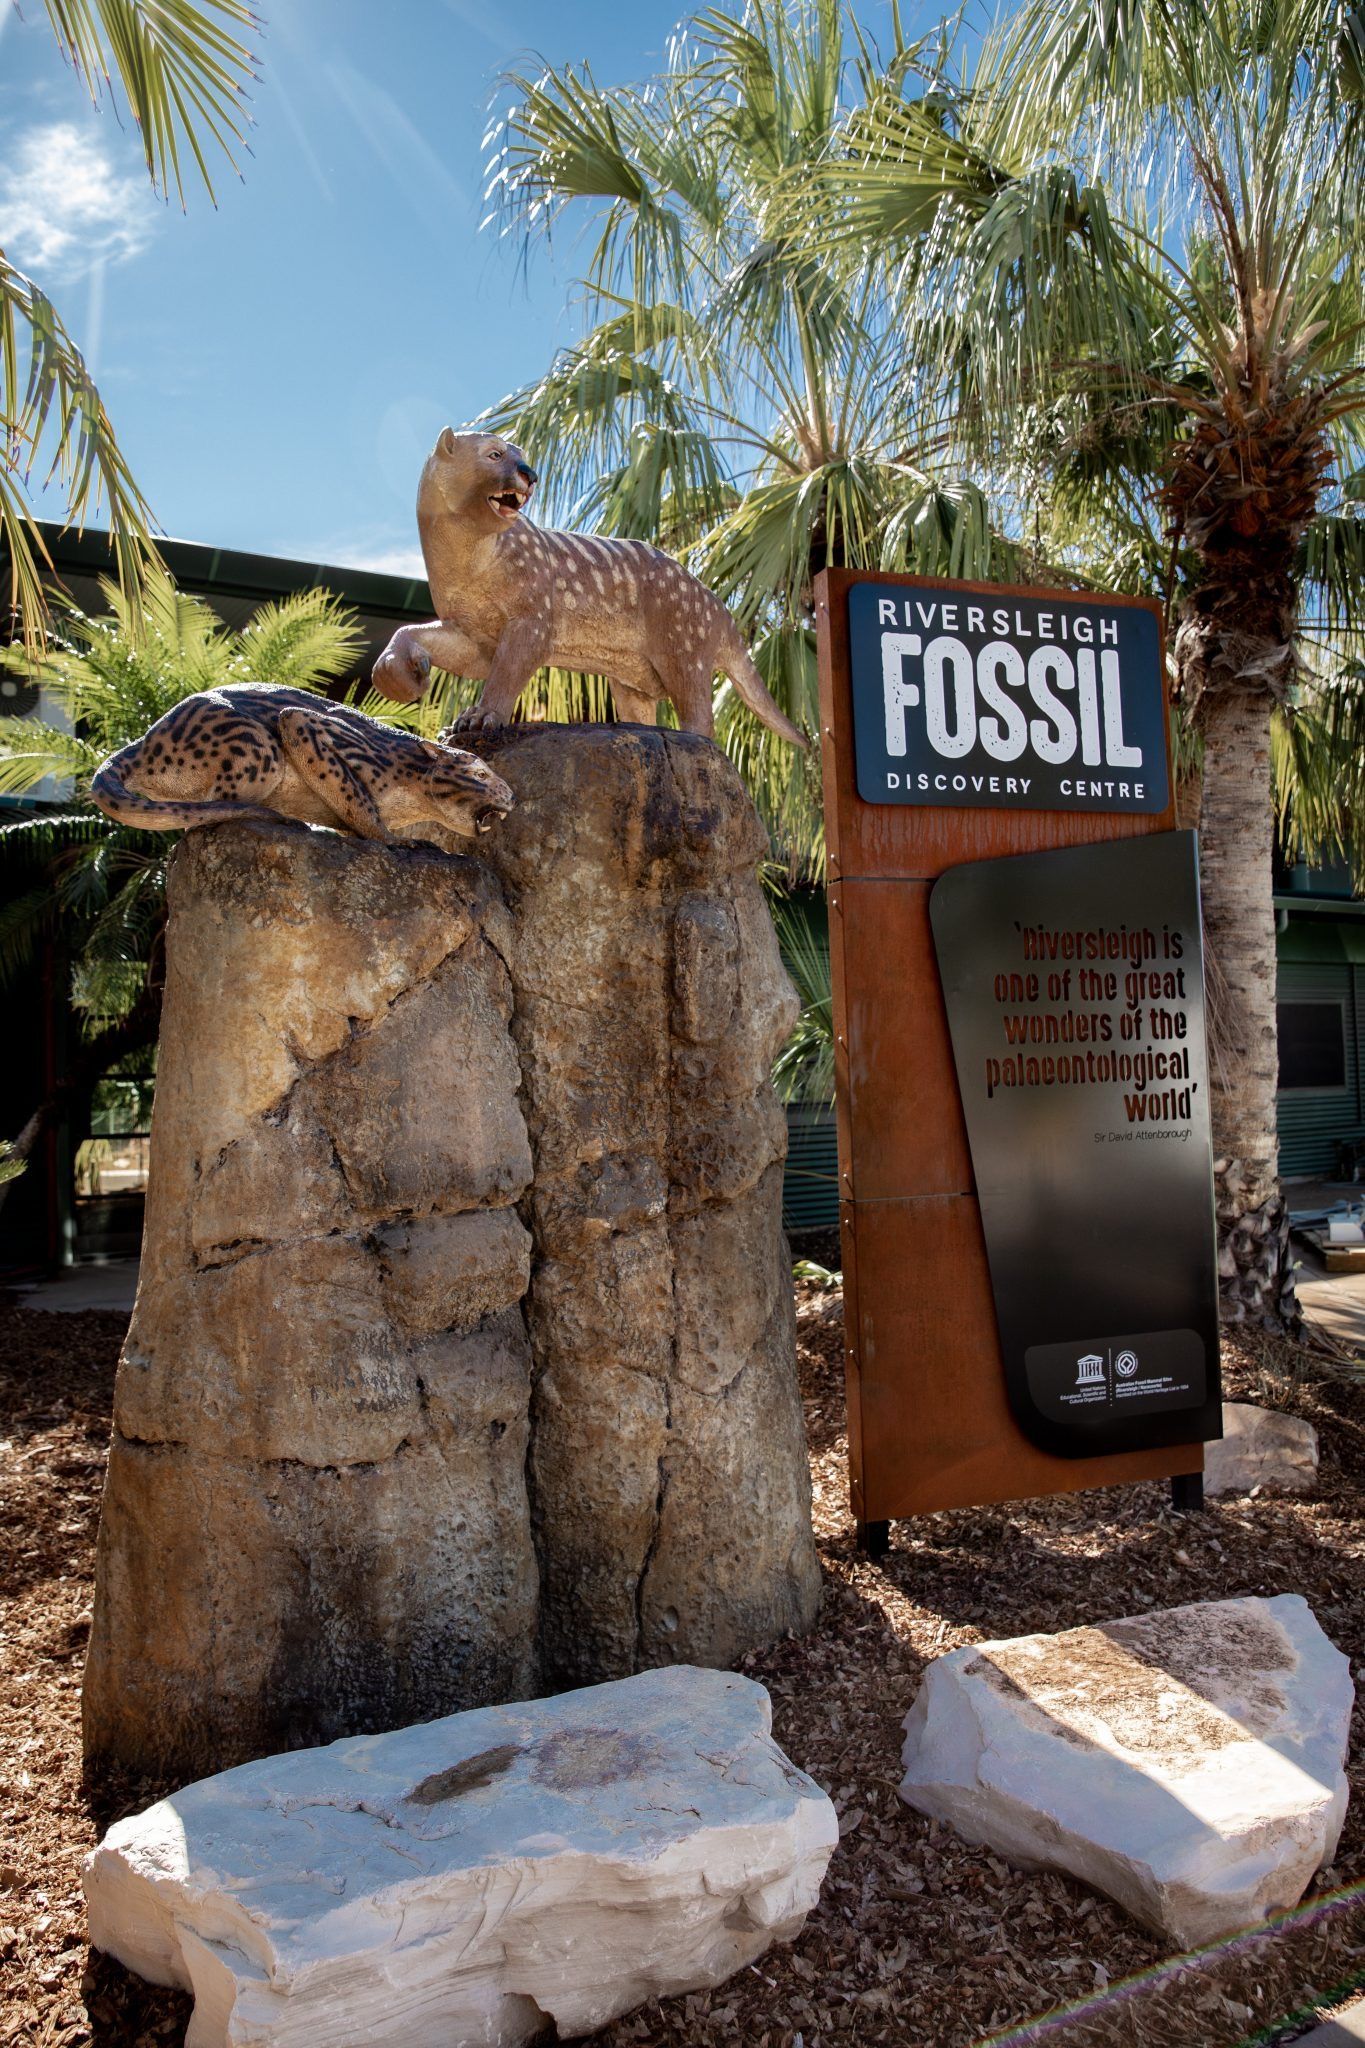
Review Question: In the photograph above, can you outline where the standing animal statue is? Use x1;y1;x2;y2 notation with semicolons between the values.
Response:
89;684;515;847
371;428;807;748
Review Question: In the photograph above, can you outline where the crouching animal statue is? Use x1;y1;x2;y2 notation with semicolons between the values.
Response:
371;427;807;748
90;684;515;847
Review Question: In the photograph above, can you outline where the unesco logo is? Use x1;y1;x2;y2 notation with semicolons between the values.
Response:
1115;1349;1140;1378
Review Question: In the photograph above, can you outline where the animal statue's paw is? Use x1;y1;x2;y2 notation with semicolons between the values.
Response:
450;704;507;735
372;632;431;705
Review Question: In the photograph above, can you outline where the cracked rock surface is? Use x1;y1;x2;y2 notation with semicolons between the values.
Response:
472;726;822;1686
899;1592;1354;1947
84;1665;838;2048
82;822;539;1782
83;731;820;1782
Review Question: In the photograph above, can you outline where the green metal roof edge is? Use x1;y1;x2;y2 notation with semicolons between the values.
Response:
1274;894;1365;914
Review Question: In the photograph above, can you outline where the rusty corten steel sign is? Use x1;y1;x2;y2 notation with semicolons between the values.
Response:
930;831;1221;1462
815;568;1213;1530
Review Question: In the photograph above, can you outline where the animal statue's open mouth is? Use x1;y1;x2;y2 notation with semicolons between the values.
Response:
475;802;511;833
488;486;529;521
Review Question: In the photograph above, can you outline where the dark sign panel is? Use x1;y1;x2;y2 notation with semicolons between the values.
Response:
930;831;1221;1460
848;578;1168;815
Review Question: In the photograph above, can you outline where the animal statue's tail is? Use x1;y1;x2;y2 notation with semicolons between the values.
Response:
91;753;279;833
721;640;808;750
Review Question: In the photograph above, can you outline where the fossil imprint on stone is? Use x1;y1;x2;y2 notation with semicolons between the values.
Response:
89;681;515;847
84;1668;839;2048
371;427;808;748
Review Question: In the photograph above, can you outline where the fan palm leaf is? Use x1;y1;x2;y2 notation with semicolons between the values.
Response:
479;1;1015;874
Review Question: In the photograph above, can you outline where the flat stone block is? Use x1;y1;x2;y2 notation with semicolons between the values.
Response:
1205;1401;1319;1496
899;1594;1353;1947
85;1667;837;2048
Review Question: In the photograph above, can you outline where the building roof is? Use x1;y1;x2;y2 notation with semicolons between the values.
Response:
22;521;435;693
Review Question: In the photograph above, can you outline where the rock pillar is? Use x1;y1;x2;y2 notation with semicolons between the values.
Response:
474;726;822;1687
83;822;539;1783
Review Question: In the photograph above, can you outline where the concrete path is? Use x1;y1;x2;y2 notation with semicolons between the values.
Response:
1291;1998;1365;2045
1296;1259;1365;1352
8;1259;139;1314
1287;1179;1365;1355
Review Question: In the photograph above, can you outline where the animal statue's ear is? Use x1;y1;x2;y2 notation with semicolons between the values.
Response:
437;426;459;456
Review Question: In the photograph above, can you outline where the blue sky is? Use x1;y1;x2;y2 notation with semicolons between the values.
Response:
0;0;741;576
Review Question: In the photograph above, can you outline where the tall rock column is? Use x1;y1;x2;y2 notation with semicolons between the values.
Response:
83;821;539;1784
474;726;822;1686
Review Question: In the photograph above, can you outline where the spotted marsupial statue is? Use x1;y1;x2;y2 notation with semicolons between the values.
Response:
90;684;515;847
370;427;807;747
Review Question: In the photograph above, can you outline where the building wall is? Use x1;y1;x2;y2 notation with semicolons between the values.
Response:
1276;951;1365;1177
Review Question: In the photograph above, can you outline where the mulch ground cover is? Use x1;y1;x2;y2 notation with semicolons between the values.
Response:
1;1288;1363;2047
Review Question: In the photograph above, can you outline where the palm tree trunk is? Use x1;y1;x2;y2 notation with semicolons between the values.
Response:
1194;680;1298;1326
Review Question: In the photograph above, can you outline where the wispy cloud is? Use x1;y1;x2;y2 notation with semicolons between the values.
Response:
0;122;157;278
318;537;429;580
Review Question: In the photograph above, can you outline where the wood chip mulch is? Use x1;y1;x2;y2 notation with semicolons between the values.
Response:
2;1290;1363;2047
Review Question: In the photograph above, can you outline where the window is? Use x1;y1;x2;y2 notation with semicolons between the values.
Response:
1277;1001;1348;1091
75;1067;156;1199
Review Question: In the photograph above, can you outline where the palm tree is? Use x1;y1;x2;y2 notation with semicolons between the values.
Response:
0;566;363;1186
2;2;257;646
826;0;1365;1325
474;0;1017;874
770;895;835;1105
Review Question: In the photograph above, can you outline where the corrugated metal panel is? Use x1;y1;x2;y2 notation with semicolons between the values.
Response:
1276;960;1363;1175
782;1103;839;1231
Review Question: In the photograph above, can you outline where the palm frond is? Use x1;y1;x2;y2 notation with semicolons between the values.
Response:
770;897;834;1105
0;258;162;650
0;565;364;1017
233;588;365;689
0;717;99;796
0;882;61;985
1277;657;1365;881
0;810;109;862
38;0;259;206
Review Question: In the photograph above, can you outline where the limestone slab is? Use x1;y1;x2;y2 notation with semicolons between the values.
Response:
899;1594;1353;1947
85;1667;837;2048
1205;1402;1319;1496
